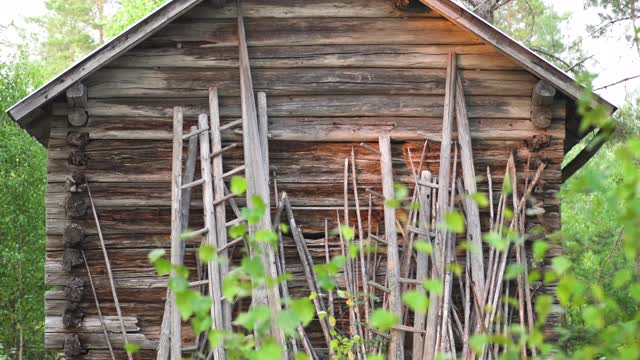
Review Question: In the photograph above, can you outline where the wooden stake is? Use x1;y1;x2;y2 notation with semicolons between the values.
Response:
81;250;115;360
378;135;404;360
87;184;133;360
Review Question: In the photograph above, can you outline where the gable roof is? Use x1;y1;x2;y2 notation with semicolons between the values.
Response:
6;0;616;137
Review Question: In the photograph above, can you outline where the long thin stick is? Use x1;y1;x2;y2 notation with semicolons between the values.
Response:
87;184;133;360
81;250;115;360
351;148;370;335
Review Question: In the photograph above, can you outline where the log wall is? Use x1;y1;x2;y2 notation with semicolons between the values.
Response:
44;0;565;357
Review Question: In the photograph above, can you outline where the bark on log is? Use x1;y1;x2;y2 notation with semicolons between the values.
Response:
531;80;556;129
64;223;85;249
63;302;84;329
65;194;89;219
65;277;86;302
63;248;84;272
64;334;83;357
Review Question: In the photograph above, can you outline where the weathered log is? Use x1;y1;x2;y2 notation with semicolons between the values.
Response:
64;334;83;357
169;107;183;360
68;108;89;127
63;248;85;272
64;223;85;249
67;83;88;108
68;151;89;166
65;194;89;219
66;171;87;193
63;302;84;329
531;80;556;129
67;132;90;148
526;134;552;152
65;277;86;302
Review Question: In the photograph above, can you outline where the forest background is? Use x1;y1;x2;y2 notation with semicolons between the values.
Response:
0;0;639;358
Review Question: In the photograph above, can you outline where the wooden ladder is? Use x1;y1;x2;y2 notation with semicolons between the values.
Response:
160;88;247;360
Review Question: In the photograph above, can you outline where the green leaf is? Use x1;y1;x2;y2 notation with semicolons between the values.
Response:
394;182;409;200
230;176;248;195
504;264;524;280
124;342;140;354
228;223;247;239
242;257;265;280
233;306;271;331
276;309;300;336
402;290;429;314
470;192;489;207
295;352;311;360
256;228;278;244
290;298;315;326
370;309;399;332
366;356;385;360
168;275;189;293
423;279;443;296
414;240;433;254
249;340;283;360
483;231;508;251
444;211;465;233
349;243;359;259
148;249;165;263
469;335;489;355
175;291;197;320
154;258;171;276
328;315;337;327
208;329;225;349
192;314;212;335
280;223;289;233
198;244;217;262
532;240;549;262
552;256;571;275
340;225;355;241
613;269;633;289
502;173;512;194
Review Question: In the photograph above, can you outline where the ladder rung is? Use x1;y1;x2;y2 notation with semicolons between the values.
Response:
181;178;205;190
220;119;242;131
370;234;388;245
393;324;427;334
398;277;423;285
417;180;439;189
213;193;237;206
365;187;384;200
182;126;209;140
181;227;208;239
368;280;390;293
217;236;244;253
210;143;239;158
407;225;435;238
222;165;245;179
189;279;208;287
225;217;247;227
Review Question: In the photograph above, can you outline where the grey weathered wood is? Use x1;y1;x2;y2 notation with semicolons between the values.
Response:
412;170;432;360
68;108;88;127
257;92;269;175
378;135;403;360
455;74;485;300
169;106;184;360
158;124;198;360
424;51;456;360
66;83;88;108
81;250;115;360
86;184;133;360
238;12;286;351
283;193;333;351
531;80;557;129
209;87;232;332
198;114;225;360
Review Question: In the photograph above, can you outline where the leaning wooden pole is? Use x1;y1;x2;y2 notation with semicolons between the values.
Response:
455;75;485;300
423;51;456;360
378;135;404;360
237;10;286;351
169;107;183;360
87;184;133;360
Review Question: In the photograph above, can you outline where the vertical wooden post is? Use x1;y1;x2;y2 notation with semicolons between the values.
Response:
238;12;286;351
378;135;404;360
413;170;432;359
209;88;233;332
423;51;456;360
198;114;225;360
455;75;485;300
170;106;184;360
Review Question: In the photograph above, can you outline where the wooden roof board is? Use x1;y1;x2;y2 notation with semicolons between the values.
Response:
6;0;616;128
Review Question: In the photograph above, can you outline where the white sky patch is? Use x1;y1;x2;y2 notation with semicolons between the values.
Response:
0;0;638;107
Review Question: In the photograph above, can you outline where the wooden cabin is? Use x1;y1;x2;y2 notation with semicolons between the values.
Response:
6;0;615;359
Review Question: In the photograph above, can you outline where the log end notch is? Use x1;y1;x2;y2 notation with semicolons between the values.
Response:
531;80;557;129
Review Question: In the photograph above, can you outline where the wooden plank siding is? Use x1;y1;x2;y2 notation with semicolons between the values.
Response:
44;0;565;357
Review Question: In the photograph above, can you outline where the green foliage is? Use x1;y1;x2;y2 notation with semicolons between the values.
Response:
0;47;47;358
369;309;399;332
105;0;166;39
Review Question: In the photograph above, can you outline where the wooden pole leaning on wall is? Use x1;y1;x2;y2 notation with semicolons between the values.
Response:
378;135;404;360
169;106;184;360
423;51;456;360
455;74;485;302
238;6;286;352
